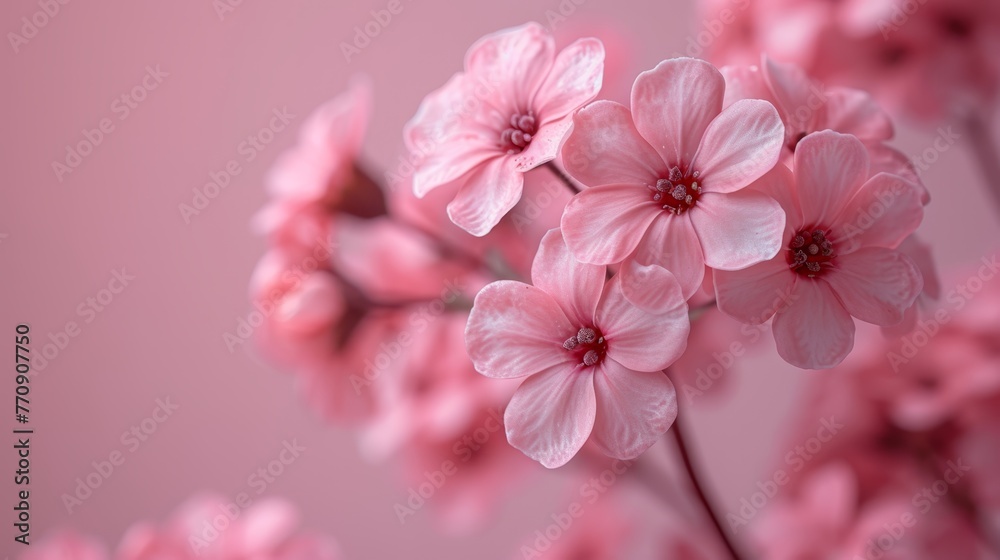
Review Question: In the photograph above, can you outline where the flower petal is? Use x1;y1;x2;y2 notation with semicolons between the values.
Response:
715;258;797;324
824;86;894;143
464;23;555;109
829;172;924;254
629;214;706;299
447;156;524;236
590;362;678;460
597;275;689;372
793;131;870;227
535;37;605;122
762;55;827;135
693;99;784;194
825;247;922;326
505;366;596;468
561;100;665;186
532;229;607;325
466;281;574;379
772;279;855;369
631;58;725;167
413;139;501;198
513;118;568;172
721;64;774;108
561;184;659;264
690;190;785;270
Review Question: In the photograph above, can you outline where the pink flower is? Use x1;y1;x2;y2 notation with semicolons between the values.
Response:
882;234;941;337
255;77;385;248
715;130;925;369
559;57;787;298
116;495;340;560
20;532;108;560
465;229;689;468
722;55;928;203
404;22;604;236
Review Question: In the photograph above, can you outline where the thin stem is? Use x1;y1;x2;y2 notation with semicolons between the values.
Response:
669;384;745;560
545;161;581;194
961;113;1000;218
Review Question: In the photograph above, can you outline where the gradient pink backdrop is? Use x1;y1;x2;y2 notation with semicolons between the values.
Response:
2;1;998;558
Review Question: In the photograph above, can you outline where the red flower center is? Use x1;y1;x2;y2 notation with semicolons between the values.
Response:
562;326;608;367
651;165;702;215
499;112;538;154
788;228;836;278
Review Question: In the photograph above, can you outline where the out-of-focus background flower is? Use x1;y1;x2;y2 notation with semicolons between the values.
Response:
2;0;999;558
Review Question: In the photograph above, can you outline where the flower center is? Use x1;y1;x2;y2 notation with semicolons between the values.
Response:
651;165;702;215
499;112;538;154
562;327;608;367
788;228;836;278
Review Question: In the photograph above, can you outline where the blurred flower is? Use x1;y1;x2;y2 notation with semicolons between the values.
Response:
404;22;605;236
559;57;786;299
254;76;385;248
21;532;108;560
715;131;925;369
466;229;688;468
23;496;339;560
705;0;1000;121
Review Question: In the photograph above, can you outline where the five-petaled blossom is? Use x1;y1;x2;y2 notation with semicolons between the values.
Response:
560;57;788;299
465;229;689;468
714;131;925;370
405;22;605;236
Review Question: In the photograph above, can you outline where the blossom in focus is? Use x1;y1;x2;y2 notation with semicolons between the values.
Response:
404;22;605;236
715;131;925;369
721;54;928;203
466;229;689;468
560;57;786;299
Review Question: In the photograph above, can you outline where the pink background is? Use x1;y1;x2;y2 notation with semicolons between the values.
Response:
2;1;998;558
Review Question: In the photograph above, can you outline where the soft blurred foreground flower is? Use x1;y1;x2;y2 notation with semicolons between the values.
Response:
405;22;604;236
466;229;689;468
22;496;339;560
560;57;786;298
715;131;925;369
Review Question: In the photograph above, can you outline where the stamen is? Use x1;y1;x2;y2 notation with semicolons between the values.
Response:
577;328;596;344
